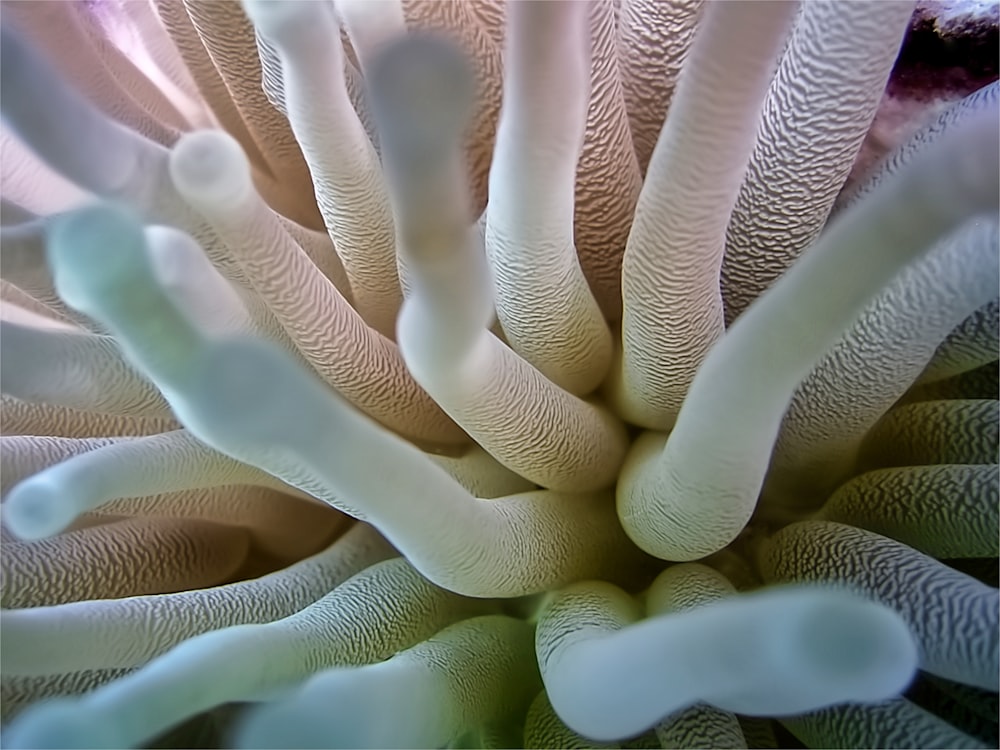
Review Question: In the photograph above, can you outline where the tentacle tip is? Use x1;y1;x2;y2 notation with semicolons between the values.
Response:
46;203;147;311
241;0;332;40
169;130;253;213
2;479;75;540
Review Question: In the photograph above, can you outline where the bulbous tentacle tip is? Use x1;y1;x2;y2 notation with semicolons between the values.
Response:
170;130;253;213
792;593;919;703
367;32;476;166
45;203;147;311
2;475;74;540
241;0;334;41
3;699;119;750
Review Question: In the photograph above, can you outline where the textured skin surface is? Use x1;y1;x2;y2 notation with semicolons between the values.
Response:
921;300;1000;383
858;399;999;470
617;0;701;176
613;1;798;428
571;0;643;321
0;320;171;418
524;690;620;749
2;3;998;746
904;360;1000;404
0;523;393;676
760;521;1000;690
3;558;490;749
485;1;613;395
768;216;999;502
162;0;322;228
240;614;540;748
0;395;179;438
819;465;1000;559
644;565;747;750
0;516;249;608
169;132;464;448
90;485;342;560
2;668;133;723
838;81;1000;213
722;1;914;323
781;697;991;749
246;0;403;339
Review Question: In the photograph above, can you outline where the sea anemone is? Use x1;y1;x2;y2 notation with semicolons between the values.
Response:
0;0;997;748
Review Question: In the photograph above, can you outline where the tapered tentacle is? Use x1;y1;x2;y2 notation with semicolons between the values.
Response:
236;615;539;749
400;0;502;215
46;204;644;597
0;395;178;438
767;215;999;504
90;485;343;561
243;0;402;339
617;101;999;561
2;1;184;146
643;565;747;750
817;465;999;559
3;558;489;750
168;130;464;448
0;523;392;676
611;1;798;429
0;435;122;496
171;0;322;228
536;580;915;741
1;516;249;608
1;429;301;541
485;1;612;396
617;0;702;176
570;0;643;322
0;25;253;285
722;1;914;322
0;318;170;420
857;399;999;470
759;521;1000;690
781;697;991;749
371;34;627;489
921;300;1000;383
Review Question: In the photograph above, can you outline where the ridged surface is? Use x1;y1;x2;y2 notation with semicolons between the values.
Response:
0;523;393;675
921;300;1000;383
617;0;701;175
614;1;798;428
782;697;990;749
0;395;179;438
819;465;999;559
722;1;913;322
0;516;249;608
858;399;999;470
760;521;1000;690
769;216;999;501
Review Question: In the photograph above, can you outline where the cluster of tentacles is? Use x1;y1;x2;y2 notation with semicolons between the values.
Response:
0;1;998;748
